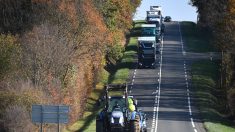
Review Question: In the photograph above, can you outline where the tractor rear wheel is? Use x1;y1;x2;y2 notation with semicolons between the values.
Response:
96;118;104;132
130;116;140;132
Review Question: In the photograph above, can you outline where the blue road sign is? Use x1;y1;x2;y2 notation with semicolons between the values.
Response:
32;105;69;124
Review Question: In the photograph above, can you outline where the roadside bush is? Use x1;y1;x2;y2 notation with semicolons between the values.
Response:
3;105;35;132
106;44;124;65
0;34;20;79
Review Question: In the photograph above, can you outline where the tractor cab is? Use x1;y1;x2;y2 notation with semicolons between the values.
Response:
96;84;147;132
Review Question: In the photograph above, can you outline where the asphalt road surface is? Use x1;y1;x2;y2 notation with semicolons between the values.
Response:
130;22;205;132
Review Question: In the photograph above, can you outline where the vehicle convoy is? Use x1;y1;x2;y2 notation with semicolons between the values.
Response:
137;37;158;68
146;5;164;36
96;84;147;132
141;24;162;43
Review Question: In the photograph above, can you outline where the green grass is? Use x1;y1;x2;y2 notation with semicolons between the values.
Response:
180;21;217;52
65;23;139;132
191;60;235;132
133;20;146;28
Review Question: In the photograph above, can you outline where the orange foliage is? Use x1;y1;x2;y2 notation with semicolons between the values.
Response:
58;0;78;28
81;0;112;44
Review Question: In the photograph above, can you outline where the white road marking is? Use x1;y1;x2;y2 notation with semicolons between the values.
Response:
152;90;159;94
152;35;164;132
191;118;195;128
179;22;198;132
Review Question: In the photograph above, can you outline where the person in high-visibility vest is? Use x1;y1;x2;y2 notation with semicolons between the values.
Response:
128;97;136;112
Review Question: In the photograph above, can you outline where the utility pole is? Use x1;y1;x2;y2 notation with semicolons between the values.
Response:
220;50;223;89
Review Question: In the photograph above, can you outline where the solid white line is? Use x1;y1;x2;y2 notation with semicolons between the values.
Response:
194;128;198;132
153;34;164;132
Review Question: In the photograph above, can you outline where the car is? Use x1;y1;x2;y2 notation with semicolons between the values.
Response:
164;16;172;22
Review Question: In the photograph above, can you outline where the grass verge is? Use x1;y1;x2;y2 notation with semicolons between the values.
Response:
65;24;139;132
180;21;217;52
191;60;235;132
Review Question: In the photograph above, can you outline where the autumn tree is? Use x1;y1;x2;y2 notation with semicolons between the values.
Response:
0;0;141;131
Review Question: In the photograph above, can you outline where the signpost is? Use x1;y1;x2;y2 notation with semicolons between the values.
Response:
32;105;69;132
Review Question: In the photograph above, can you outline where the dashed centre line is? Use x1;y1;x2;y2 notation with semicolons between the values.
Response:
179;22;197;132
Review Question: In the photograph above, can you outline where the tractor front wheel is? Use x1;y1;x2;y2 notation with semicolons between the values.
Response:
96;117;104;132
129;116;140;132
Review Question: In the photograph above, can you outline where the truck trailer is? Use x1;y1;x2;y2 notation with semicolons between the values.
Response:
150;6;162;15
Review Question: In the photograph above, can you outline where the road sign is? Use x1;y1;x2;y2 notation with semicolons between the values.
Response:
32;105;69;124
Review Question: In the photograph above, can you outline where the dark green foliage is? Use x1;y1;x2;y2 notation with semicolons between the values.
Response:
106;44;124;64
0;34;20;79
0;0;32;33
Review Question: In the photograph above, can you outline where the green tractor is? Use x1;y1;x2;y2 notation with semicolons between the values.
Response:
96;84;147;132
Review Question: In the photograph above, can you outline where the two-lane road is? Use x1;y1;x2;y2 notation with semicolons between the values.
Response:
130;22;205;132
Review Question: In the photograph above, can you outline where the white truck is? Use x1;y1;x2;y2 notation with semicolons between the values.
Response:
150;6;162;15
146;11;162;27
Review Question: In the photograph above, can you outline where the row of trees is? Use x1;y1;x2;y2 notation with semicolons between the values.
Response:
191;0;235;117
0;0;141;131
